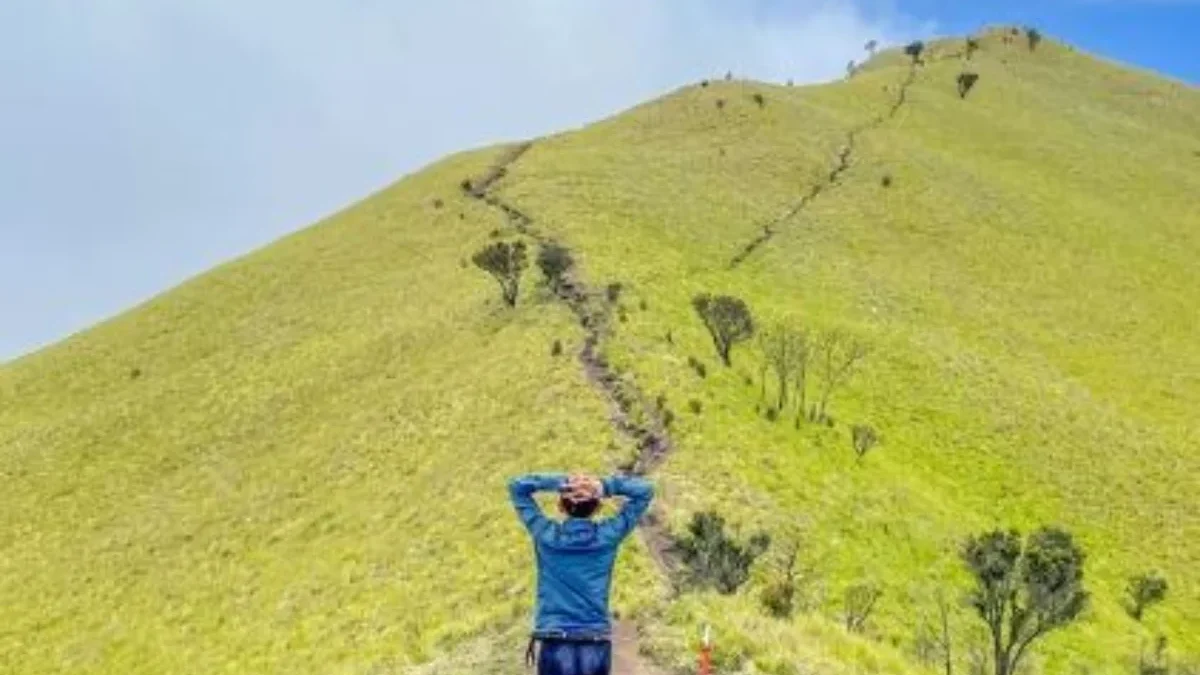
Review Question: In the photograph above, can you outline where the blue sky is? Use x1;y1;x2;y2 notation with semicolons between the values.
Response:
0;0;1196;360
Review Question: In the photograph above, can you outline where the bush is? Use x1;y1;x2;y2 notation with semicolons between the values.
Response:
715;98;726;110
639;299;648;311
1125;572;1169;621
551;340;563;357
662;408;675;429
852;424;879;460
904;40;924;63
752;93;765;108
957;72;980;99
129;367;142;380
1027;27;1042;51
605;282;623;303
881;174;893;188
687;356;708;379
460;178;473;193
966;37;980;58
432;198;444;209
688;399;703;415
537;241;574;289
700;79;710;88
844;582;883;632
677;511;770;594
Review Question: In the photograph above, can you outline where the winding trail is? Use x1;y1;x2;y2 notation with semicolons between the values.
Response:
728;62;921;268
462;146;680;575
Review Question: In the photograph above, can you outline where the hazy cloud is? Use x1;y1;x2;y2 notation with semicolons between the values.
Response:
0;0;927;359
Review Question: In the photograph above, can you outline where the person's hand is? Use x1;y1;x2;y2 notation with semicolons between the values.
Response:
564;474;602;501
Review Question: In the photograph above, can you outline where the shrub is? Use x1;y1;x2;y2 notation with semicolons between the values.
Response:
966;37;980;59
700;79;710;88
844;582;883;632
852;424;879;461
715;98;726;110
904;40;925;63
693;293;755;367
472;240;528;307
606;282;623;303
761;541;801;619
536;241;574;289
881;174;893;188
687;356;708;379
551;340;563;357
786;78;794;87
1026;27;1042;51
1125;572;1168;622
688;399;703;415
432;198;444;209
639;299;648;311
752;93;765;108
677;511;771;594
129;368;142;380
957;72;980;99
460;178;473;193
665;330;674;345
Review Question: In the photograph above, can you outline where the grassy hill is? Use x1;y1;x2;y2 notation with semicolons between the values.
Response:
3;26;1198;674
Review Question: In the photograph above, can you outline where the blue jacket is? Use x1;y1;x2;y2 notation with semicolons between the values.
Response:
508;473;655;636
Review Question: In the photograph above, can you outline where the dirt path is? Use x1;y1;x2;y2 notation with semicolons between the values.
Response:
728;62;920;267
462;148;679;578
612;620;669;675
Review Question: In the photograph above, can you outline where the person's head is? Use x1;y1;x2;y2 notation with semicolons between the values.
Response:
559;484;601;519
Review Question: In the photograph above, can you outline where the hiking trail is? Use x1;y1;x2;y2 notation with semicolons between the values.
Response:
462;146;680;574
728;61;921;268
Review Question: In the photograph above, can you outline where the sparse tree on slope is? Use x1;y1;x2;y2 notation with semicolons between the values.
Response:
905;40;925;64
536;240;574;291
961;527;1089;675
693;294;755;367
811;329;867;422
1125;572;1168;622
759;324;810;417
472;240;527;306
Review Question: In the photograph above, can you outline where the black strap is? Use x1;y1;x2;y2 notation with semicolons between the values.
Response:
525;637;538;669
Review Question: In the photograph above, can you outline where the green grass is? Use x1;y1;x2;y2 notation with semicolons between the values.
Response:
3;26;1198;674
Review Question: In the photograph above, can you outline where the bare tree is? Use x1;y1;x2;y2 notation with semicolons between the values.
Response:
759;324;811;416
845;582;883;633
472;240;527;306
811;330;868;422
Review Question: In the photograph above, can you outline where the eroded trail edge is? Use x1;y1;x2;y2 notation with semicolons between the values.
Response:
462;147;681;582
728;63;920;268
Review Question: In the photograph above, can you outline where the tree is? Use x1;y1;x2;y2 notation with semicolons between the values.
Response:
905;40;925;64
758;324;811;417
1026;27;1042;52
865;39;878;57
693;294;755;366
472;240;527;306
677;511;770;594
536;240;573;290
966;38;980;59
844;582;882;633
811;330;867;422
1124;572;1168;622
961;527;1089;675
846;60;857;79
957;72;980;99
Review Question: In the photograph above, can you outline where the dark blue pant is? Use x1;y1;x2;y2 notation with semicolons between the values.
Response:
537;639;612;675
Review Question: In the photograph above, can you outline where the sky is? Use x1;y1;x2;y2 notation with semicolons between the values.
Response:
1;1;1197;361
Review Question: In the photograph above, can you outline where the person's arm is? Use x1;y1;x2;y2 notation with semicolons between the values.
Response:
598;474;655;542
508;473;568;541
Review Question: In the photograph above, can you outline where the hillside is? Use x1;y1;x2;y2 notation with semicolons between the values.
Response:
3;26;1199;674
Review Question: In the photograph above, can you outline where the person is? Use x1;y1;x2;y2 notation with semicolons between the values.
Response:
508;472;655;675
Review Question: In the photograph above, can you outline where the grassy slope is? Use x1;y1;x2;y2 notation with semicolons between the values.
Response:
3;28;1198;674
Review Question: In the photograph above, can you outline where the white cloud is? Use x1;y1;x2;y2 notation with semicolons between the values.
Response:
0;0;926;359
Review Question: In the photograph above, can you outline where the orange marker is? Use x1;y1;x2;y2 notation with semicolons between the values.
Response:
699;625;713;675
